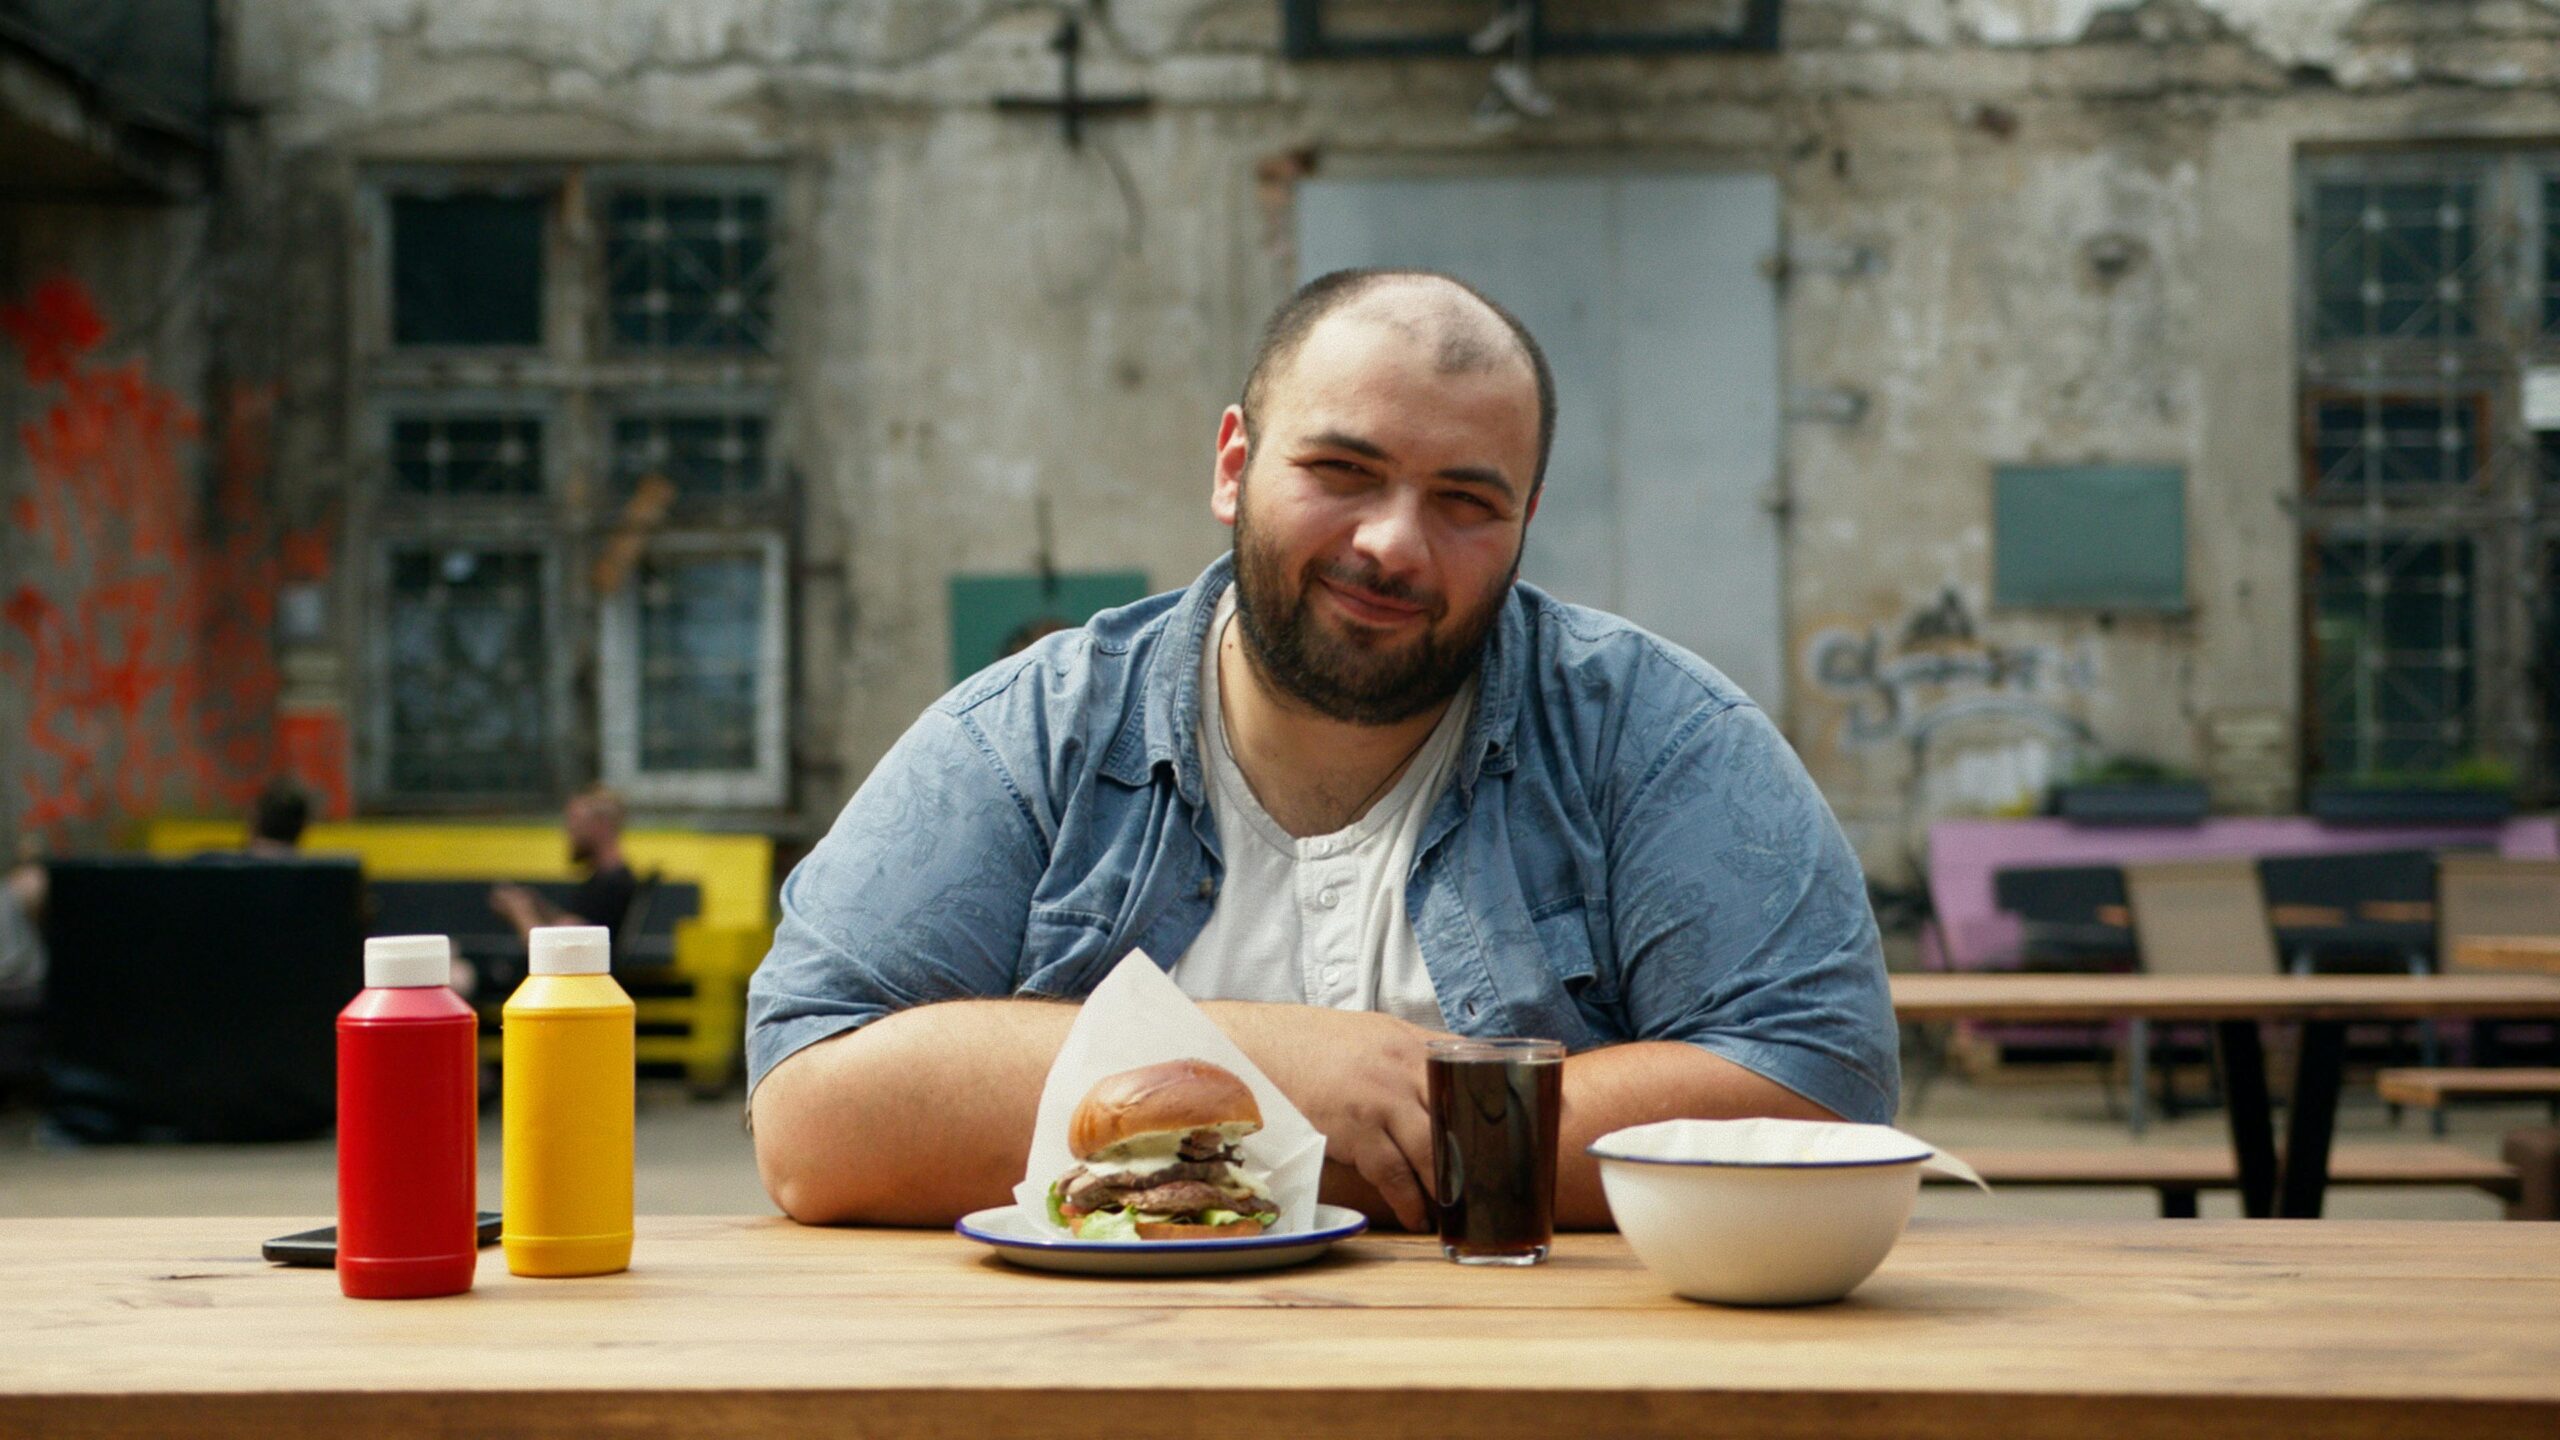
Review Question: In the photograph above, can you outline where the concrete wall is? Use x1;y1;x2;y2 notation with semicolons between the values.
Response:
28;0;2557;870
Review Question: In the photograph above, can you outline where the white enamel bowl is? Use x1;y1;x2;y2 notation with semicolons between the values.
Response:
1591;1119;1931;1307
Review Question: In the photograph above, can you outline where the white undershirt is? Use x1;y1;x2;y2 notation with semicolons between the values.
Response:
1171;591;1469;1029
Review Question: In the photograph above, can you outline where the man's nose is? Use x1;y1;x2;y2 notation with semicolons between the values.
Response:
1349;487;1431;581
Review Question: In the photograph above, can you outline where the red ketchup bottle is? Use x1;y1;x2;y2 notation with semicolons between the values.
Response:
336;934;479;1299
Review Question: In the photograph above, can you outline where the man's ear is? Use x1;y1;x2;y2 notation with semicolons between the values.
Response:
1211;405;1250;527
1522;481;1541;529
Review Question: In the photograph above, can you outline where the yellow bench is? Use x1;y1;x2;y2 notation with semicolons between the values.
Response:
143;819;774;1095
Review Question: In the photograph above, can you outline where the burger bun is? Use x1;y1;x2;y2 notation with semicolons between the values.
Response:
1070;1058;1263;1159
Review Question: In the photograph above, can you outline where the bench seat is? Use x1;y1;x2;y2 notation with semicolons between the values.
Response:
1926;1143;2519;1216
2377;1067;2560;1108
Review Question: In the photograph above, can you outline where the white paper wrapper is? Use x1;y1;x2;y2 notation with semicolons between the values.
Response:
1012;950;1329;1237
1591;1117;1987;1189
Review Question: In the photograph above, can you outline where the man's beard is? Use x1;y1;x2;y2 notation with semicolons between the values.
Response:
1229;482;1513;726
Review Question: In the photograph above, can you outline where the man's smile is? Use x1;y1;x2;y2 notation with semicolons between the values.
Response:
1315;573;1432;629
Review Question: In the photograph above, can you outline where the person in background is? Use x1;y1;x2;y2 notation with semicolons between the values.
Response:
490;785;637;940
244;779;310;857
1;845;45;1007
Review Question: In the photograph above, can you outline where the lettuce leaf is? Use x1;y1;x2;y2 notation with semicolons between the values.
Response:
1073;1208;1143;1242
1045;1180;1070;1231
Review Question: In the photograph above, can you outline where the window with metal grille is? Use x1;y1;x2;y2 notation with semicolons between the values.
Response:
388;412;546;498
603;184;777;353
2297;152;2548;790
383;546;553;796
2308;536;2475;775
362;167;789;811
608;405;771;502
601;541;786;804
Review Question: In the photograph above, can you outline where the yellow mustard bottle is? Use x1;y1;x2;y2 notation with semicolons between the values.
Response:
502;925;634;1277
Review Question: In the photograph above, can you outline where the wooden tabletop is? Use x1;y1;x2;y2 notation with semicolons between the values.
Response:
2453;936;2560;975
1892;970;2560;1022
3;1216;2555;1439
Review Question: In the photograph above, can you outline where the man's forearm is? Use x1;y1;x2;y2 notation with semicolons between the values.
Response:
1555;1042;1838;1229
753;996;1429;1228
751;1000;1080;1225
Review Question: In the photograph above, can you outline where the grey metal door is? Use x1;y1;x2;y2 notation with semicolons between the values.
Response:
1296;172;1787;715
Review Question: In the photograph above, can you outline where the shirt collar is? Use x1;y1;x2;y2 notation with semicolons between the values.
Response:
1105;553;1525;800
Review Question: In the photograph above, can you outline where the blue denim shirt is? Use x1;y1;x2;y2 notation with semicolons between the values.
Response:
748;555;1899;1123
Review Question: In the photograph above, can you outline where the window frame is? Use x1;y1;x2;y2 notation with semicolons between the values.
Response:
598;532;790;809
363;536;572;808
350;163;794;814
2293;148;2556;792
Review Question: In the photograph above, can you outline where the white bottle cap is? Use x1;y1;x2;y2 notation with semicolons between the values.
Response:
365;934;453;989
529;925;612;976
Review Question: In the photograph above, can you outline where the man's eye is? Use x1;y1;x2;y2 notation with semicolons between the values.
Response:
1446;491;1498;514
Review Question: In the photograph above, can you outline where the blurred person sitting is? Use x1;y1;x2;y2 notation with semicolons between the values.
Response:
244;779;310;857
2;849;44;1008
489;786;637;940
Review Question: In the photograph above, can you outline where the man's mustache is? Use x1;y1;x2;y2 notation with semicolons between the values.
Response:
1309;560;1445;620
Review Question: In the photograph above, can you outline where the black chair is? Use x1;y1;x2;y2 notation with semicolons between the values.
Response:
2256;849;2438;976
40;856;365;1142
1990;865;2138;972
1991;863;2206;1129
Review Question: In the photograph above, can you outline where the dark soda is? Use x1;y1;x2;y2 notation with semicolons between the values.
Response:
1428;1038;1564;1265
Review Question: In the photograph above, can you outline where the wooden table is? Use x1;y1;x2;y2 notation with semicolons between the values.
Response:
2454;936;2560;975
1892;972;2560;1218
3;1216;2554;1439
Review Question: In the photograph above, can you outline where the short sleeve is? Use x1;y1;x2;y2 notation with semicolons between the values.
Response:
745;708;1047;1096
1605;702;1900;1124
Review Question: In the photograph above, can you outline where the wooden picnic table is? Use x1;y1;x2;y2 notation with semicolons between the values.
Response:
2;1215;2554;1439
1891;972;2560;1218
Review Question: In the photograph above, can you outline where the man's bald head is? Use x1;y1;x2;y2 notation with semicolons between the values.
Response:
1239;269;1558;493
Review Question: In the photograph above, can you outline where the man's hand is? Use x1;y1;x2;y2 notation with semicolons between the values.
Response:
1204;1003;1439;1232
488;883;547;933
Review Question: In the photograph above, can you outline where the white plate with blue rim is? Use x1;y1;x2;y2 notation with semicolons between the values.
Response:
955;1203;1369;1276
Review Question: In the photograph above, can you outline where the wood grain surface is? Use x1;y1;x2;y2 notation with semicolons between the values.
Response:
2376;1067;2560;1105
2;1216;2555;1439
1892;971;2560;1022
2452;937;2560;975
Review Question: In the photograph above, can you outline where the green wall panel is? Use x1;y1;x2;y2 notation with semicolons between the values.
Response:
948;571;1152;683
1992;464;2187;612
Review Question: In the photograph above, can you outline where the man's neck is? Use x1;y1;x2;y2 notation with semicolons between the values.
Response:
587;841;624;875
1215;617;1453;839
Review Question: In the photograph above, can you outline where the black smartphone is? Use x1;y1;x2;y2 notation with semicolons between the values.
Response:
263;1212;503;1267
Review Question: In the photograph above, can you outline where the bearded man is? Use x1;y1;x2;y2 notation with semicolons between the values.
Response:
749;270;1896;1231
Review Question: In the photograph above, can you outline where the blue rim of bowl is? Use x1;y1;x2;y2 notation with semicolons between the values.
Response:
956;1204;1369;1253
1585;1143;1935;1170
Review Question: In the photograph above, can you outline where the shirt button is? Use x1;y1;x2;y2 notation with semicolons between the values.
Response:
1318;889;1340;910
1322;963;1344;985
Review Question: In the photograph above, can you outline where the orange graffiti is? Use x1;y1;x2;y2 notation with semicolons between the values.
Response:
2;274;341;838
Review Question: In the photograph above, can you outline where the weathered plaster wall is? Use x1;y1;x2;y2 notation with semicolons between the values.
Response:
175;0;2560;871
0;197;343;846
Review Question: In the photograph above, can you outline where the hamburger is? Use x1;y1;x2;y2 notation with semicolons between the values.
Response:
1046;1059;1279;1240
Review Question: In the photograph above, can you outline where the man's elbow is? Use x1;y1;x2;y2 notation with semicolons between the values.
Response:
751;1046;864;1225
762;1162;861;1227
